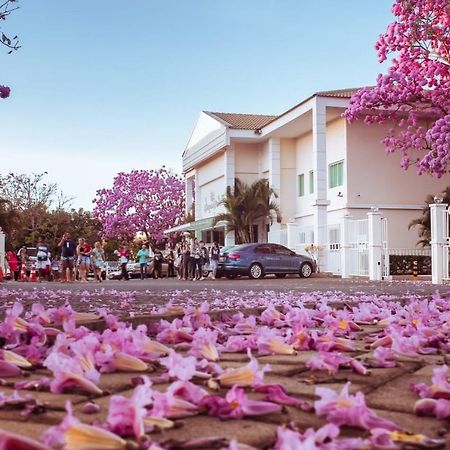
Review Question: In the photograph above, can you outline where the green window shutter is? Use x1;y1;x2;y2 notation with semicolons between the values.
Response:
329;161;344;188
309;170;314;194
298;173;305;197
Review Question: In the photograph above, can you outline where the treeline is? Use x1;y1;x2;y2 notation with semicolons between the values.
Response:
0;172;103;255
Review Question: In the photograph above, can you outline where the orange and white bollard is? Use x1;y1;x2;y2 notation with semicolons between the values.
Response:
20;264;28;282
29;264;37;282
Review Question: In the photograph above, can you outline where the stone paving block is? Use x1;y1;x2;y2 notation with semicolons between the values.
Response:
0;419;50;442
0;409;64;426
263;373;367;399
0;385;87;410
152;416;279;448
366;370;432;414
373;408;449;437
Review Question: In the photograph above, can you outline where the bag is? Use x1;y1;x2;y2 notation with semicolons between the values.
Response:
174;256;182;268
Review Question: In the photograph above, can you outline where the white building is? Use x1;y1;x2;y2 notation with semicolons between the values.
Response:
166;88;448;274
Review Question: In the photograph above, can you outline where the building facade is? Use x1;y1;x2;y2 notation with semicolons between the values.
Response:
166;88;448;273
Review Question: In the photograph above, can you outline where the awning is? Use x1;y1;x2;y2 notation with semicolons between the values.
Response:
164;218;227;235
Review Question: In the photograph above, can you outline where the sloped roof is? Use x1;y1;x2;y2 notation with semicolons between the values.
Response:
315;87;362;98
205;112;278;130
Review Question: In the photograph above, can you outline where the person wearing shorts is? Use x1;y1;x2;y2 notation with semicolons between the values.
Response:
58;232;77;282
77;238;91;282
92;241;105;282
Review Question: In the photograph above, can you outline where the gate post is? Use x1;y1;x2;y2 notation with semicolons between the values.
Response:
430;201;448;284
340;215;352;279
0;227;5;273
367;208;383;281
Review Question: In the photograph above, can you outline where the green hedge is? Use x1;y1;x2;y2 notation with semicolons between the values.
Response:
389;255;431;276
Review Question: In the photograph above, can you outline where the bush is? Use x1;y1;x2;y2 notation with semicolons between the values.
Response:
389;255;431;275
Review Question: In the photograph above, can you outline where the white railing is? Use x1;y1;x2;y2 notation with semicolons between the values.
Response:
348;218;369;276
388;248;431;256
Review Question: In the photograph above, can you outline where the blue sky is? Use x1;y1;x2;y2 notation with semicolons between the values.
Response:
1;0;393;209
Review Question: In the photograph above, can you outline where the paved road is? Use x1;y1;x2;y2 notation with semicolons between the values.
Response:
3;274;449;298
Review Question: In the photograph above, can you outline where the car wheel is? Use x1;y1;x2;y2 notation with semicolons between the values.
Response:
299;262;313;278
249;263;264;279
226;273;237;279
275;273;287;279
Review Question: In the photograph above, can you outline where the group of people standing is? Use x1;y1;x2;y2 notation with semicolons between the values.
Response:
5;232;106;283
174;239;220;280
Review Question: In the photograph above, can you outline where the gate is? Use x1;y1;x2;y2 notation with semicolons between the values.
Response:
444;208;450;281
348;218;369;276
326;225;341;274
381;217;389;278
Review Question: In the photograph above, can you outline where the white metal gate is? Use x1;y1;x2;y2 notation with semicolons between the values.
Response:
381;217;389;278
348;218;369;276
444;208;450;280
327;225;341;274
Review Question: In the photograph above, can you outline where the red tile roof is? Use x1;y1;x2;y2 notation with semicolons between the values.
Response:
205;112;278;130
315;87;363;98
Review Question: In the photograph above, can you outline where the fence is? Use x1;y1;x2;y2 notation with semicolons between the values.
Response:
347;218;369;276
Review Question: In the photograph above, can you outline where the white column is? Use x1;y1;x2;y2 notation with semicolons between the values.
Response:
185;176;194;216
287;221;299;251
312;98;329;271
340;215;352;279
367;209;383;281
0;228;5;274
430;202;448;284
224;146;236;246
268;138;281;243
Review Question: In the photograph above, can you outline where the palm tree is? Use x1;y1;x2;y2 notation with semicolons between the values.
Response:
408;186;450;247
213;178;281;244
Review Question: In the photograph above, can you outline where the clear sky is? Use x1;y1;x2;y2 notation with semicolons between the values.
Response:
1;0;393;209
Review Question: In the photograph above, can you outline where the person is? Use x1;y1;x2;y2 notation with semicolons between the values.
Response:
183;240;191;281
91;241;105;283
6;248;19;281
77;238;92;283
174;242;183;279
153;247;163;279
118;244;129;280
190;238;201;280
167;246;175;278
198;240;208;280
51;256;61;282
58;232;77;282
36;238;51;282
210;241;220;280
18;246;28;279
136;243;150;280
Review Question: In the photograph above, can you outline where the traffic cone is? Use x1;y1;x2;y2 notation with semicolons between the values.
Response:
20;264;28;282
29;264;37;282
0;267;3;282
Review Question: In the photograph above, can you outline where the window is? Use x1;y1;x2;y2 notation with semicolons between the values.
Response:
272;244;294;256
309;170;314;194
255;245;273;254
298;173;305;197
329;160;344;188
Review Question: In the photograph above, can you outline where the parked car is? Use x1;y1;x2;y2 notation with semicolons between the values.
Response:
218;243;316;279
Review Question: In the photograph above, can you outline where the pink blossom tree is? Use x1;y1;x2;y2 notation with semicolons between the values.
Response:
344;0;450;178
1;0;20;99
93;167;185;242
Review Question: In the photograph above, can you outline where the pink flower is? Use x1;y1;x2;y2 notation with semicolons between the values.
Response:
190;328;220;361
315;383;398;431
151;390;200;419
410;365;450;399
0;85;10;99
0;429;47;449
106;376;153;438
201;385;281;419
373;346;396;368
274;424;340;450
306;351;349;374
160;349;197;381
254;384;313;411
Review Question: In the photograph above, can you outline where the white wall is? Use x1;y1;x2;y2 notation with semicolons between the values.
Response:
280;139;296;223
196;153;226;220
327;118;347;211
234;143;259;184
295;132;314;217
